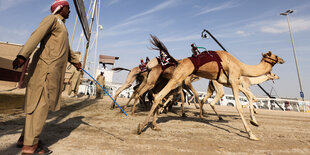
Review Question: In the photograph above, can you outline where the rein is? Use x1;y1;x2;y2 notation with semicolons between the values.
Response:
263;57;278;66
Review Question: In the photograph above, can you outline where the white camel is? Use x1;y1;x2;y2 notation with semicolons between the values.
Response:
200;73;279;126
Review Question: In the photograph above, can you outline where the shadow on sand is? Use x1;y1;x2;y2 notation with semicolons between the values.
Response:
0;97;98;154
138;106;249;139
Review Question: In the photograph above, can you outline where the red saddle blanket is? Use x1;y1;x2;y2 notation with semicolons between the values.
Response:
156;57;176;71
188;51;223;80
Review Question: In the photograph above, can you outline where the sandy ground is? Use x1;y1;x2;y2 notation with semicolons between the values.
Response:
0;93;310;155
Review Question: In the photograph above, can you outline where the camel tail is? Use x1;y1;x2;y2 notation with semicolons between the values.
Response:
149;34;178;64
112;67;131;72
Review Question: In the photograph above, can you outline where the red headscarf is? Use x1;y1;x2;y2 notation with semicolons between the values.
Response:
51;0;69;14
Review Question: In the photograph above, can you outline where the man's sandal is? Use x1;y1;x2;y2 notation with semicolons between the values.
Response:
21;143;52;155
17;139;43;148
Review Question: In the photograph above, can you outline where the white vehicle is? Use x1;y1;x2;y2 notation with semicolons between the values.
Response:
193;92;257;108
219;94;258;108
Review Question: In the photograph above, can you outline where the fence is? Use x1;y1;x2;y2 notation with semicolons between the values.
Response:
256;97;310;112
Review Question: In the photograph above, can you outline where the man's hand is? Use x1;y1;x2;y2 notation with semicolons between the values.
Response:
73;62;82;71
12;56;26;70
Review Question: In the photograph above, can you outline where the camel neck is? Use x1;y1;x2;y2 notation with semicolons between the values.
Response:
240;60;273;77
247;75;270;85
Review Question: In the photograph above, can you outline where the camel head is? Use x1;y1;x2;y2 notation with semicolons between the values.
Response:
266;72;280;80
261;51;285;66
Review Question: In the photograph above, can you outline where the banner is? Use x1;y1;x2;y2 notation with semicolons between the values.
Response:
73;0;90;41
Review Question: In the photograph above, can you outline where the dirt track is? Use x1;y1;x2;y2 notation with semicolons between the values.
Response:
1;94;310;155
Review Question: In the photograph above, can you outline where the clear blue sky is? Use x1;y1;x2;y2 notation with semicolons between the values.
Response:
1;0;309;100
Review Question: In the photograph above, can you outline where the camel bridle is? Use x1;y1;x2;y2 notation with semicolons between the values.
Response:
263;56;279;66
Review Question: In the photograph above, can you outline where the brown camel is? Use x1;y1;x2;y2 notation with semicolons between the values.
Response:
110;57;161;109
158;75;200;114
122;64;177;115
137;35;285;140
200;73;280;127
153;74;200;116
123;39;201;115
110;67;146;109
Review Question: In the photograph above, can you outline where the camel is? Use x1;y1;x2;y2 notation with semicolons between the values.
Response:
110;66;146;109
123;64;201;116
137;35;285;140
122;63;174;114
110;57;161;109
154;75;201;116
200;73;279;127
122;39;201;115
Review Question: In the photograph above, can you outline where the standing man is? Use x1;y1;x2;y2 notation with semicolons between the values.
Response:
96;70;105;99
68;52;82;98
68;68;82;98
12;0;81;154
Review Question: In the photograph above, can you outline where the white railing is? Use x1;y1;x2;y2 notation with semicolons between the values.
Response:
256;97;310;112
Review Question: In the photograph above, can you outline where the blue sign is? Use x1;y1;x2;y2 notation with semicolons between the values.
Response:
300;91;304;98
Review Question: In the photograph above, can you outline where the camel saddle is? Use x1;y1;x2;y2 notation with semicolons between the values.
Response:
156;57;176;71
188;50;225;80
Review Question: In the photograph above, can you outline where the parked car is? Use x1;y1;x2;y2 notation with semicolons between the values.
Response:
219;95;258;108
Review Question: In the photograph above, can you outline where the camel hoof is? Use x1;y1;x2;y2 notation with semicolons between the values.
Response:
219;116;224;121
202;109;207;115
249;134;260;141
137;124;143;135
131;113;135;116
152;126;161;131
163;109;168;114
250;120;259;127
199;115;204;120
182;113;187;117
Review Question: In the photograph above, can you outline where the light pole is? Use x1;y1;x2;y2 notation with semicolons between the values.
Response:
280;10;305;102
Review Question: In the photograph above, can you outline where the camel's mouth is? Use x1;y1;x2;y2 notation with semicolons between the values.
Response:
279;59;285;64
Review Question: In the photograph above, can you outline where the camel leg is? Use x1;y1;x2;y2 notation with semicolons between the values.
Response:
130;92;148;116
111;69;141;109
240;87;259;126
137;62;194;134
184;88;199;109
186;82;200;109
161;95;174;113
231;80;259;141
130;97;140;116
187;95;194;105
123;91;137;111
122;77;148;111
111;83;132;109
199;81;214;119
152;106;161;131
131;82;157;115
137;100;159;134
179;88;186;117
207;81;224;120
131;67;163;115
137;80;180;134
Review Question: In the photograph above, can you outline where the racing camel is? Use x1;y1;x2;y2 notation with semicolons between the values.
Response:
200;73;279;127
123;39;201;115
110;57;160;109
110;66;150;109
137;35;285;140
